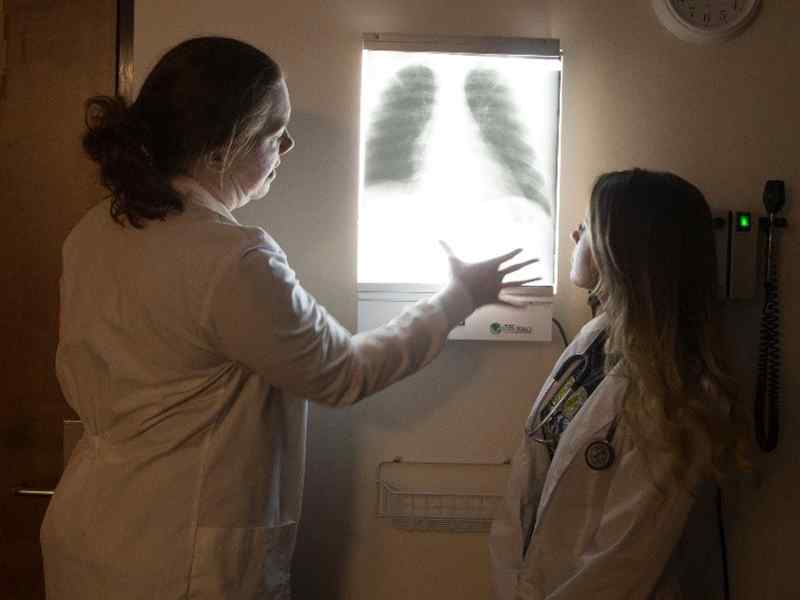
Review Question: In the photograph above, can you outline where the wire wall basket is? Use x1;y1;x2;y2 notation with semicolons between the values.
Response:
376;459;510;533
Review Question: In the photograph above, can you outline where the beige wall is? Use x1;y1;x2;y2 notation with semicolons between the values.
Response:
134;1;800;598
552;4;800;599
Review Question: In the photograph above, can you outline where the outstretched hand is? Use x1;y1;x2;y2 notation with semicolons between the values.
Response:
439;241;540;308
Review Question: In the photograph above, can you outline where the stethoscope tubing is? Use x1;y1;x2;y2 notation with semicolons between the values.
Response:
525;354;589;443
525;334;618;470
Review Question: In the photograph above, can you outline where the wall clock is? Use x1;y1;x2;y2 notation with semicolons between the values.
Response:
652;0;761;44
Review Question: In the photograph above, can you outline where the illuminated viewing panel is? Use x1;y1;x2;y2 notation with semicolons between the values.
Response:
358;41;562;290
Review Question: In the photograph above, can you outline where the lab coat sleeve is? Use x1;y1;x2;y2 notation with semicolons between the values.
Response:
205;236;474;406
523;434;697;600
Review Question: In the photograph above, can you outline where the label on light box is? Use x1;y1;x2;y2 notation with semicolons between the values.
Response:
358;288;553;342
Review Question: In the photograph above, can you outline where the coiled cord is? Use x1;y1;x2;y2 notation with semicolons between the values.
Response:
755;221;781;452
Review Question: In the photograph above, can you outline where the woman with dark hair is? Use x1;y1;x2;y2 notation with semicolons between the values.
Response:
489;169;750;599
41;37;535;600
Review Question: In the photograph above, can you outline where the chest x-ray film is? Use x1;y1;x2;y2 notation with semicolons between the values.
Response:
358;42;561;289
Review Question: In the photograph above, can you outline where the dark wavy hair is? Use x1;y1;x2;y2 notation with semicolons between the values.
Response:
83;37;283;227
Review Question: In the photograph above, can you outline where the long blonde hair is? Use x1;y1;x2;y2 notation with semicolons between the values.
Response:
589;169;750;485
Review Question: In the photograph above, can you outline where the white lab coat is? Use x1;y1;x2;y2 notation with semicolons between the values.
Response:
489;315;725;600
41;176;474;600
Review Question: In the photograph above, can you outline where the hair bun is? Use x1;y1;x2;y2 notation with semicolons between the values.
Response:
82;94;176;227
83;95;153;167
85;95;127;129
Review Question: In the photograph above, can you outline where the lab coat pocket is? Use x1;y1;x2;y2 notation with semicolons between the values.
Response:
188;522;296;600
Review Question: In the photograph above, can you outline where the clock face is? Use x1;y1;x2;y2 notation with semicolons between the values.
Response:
653;0;760;42
670;0;758;30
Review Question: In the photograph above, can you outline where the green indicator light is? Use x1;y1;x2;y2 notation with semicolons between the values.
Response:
736;212;752;231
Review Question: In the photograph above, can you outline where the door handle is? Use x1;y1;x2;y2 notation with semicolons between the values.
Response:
13;488;55;497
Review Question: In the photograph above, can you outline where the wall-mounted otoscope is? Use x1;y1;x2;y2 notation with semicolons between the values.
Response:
711;180;788;452
755;180;787;452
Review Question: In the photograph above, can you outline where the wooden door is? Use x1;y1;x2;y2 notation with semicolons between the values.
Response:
0;0;117;596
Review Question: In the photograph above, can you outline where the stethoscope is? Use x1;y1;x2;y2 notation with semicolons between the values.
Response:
525;335;618;471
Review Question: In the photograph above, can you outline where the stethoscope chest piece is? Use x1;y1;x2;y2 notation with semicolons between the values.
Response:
585;440;615;471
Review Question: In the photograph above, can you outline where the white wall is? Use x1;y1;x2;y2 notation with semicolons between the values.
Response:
135;1;800;598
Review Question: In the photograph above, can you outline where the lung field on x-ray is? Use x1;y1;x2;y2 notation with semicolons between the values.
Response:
365;65;437;185
464;68;549;215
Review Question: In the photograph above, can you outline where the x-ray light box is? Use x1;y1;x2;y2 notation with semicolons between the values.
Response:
357;34;562;342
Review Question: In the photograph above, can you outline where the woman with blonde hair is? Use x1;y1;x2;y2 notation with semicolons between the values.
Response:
489;168;749;599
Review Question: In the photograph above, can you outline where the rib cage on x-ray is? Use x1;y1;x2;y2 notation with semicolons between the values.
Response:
358;51;559;285
365;66;549;214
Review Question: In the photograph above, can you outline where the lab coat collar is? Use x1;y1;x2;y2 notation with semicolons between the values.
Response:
170;175;239;224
